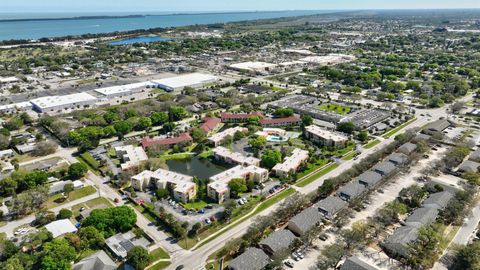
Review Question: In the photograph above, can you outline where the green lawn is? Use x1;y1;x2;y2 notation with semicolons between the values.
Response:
296;159;329;179
198;151;213;159
71;197;113;216
363;139;381;149
319;103;351;115
382;118;417;138
149;247;170;261
322;142;355;157
79;152;100;170
160;153;194;161
342;151;357;161
45;186;97;209
181;200;208;210
296;163;339;187
148;261;171;270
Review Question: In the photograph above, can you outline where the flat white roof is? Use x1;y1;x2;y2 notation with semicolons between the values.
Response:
0;76;19;83
209;165;267;193
213;146;260;167
299;54;355;64
152;73;217;89
229;61;277;71
30;92;97;110
208;127;247;144
273;148;309;173
133;168;195;194
95;81;154;96
0;101;33;111
306;125;349;142
45;219;78;238
115;145;148;170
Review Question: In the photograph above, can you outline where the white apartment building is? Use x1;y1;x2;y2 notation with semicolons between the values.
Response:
272;148;309;178
208;127;248;147
208;165;268;203
131;168;196;203
115;145;148;171
213;146;260;167
305;125;349;148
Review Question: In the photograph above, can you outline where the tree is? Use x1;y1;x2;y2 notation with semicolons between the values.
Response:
155;188;169;199
3;117;23;131
249;136;267;150
357;130;369;142
0;134;9;150
151;111;169;125
168;106;188;121
228;178;248;198
127;246;150;270
301;115;313;126
316;243;346;270
189;222;202;237
337;122;356;134
32;141;58;156
190;128;206;143
41;239;77;270
78;226;105;250
114;121;133;136
274;108;294;118
136;117;152;131
68;163;88;180
452;241;480;270
57;209;72;219
407;226;442;268
82;206;137;237
261;149;282;169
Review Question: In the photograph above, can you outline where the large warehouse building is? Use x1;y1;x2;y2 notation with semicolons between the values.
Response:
151;73;217;92
30;93;97;113
94;81;155;98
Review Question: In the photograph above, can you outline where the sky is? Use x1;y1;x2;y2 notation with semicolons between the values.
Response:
2;0;480;13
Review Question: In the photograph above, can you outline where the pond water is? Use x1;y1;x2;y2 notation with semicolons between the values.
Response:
166;156;230;180
109;36;173;45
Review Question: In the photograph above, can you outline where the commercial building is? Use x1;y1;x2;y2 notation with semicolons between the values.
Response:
45;219;78;238
422;119;451;135
299;54;355;65
220;112;264;123
151;73;217;92
228;61;278;75
131;168;196;203
30;92;97;113
94;81;154;98
272;148;309;178
213;146;260;167
228;247;271;270
0;101;33;113
208;127;248;147
115;145;148;170
141;132;193;150
208;165;268;203
305;125;349;148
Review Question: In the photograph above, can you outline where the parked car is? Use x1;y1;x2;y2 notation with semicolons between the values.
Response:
205;205;213;209
319;234;329;241
204;219;211;225
284;260;294;268
198;209;205;214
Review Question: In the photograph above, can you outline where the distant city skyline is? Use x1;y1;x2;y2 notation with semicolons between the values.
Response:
2;0;480;13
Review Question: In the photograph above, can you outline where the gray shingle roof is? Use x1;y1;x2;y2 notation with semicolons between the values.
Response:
423;191;454;210
405;207;439;228
387;153;409;166
337;182;366;201
423;119;451;133
259;229;296;255
228;248;270;270
357;171;383;187
73;250;117;270
288;207;323;235
315;196;348;219
383;226;419;257
398;142;418;155
373;161;397;176
341;256;379;270
425;180;458;195
470;148;480;163
414;133;431;142
458;160;480;173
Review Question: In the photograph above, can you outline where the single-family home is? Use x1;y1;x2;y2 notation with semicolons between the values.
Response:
288;207;322;236
228;247;271;270
316;196;348;219
259;229;297;256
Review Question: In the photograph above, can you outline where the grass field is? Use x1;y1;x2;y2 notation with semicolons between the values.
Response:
148;261;171;270
296;159;329;179
45;186;97;209
319;103;351;115
79;152;100;169
71;197;113;216
149;247;170;261
342;151;357;160
382;118;417;138
181;200;208;210
363;139;381;149
296;163;339;187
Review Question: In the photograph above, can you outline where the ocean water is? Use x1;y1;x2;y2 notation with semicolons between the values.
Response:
0;10;326;41
109;36;173;45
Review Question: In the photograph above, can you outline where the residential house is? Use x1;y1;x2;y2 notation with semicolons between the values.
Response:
288;207;323;236
73;250;117;270
458;160;480;173
341;256;379;270
228;247;271;270
141;132;193;150
45;219;78;238
397;142;418;156
423;191;454;210
387;153;409;166
105;231;150;259
469;148;480;163
208;127;248;147
260;115;302;128
383;226;419;257
372;161;397;177
337;182;366;202
259;229;297;256
199;117;221;135
316;196;348;220
220;112;264;123
405;207;439;228
357;171;383;188
422;119;451;136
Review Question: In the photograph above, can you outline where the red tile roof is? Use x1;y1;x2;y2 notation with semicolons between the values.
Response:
200;117;221;133
220;112;264;120
260;115;302;126
141;132;193;149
